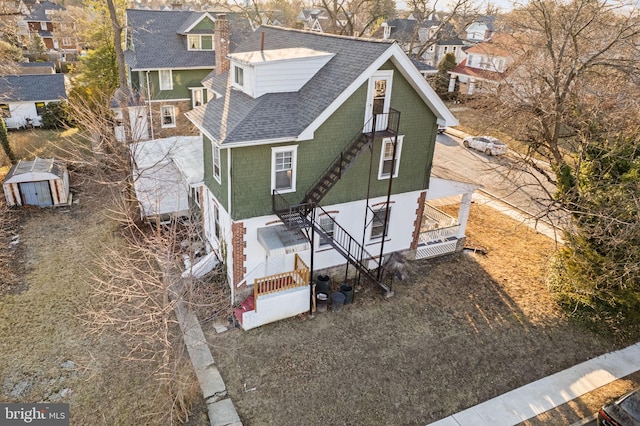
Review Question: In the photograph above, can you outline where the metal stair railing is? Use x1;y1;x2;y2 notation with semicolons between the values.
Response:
311;205;394;295
301;132;371;205
301;108;400;206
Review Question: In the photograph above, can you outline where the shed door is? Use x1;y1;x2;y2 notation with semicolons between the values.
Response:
19;181;53;206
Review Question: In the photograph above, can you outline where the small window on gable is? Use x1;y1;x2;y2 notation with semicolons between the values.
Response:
378;136;403;180
35;102;46;116
370;207;390;240
0;104;10;118
161;105;176;128
40;21;47;30
159;70;172;90
233;66;244;88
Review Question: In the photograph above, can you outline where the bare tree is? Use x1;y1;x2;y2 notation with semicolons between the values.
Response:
493;0;640;172
483;0;640;327
404;0;480;60
55;86;231;423
105;0;132;143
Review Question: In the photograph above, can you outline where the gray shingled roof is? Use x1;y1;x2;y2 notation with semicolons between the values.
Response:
0;74;66;102
187;26;394;145
125;9;252;70
25;0;65;21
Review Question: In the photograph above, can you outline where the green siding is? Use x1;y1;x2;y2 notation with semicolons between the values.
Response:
141;69;213;100
228;61;439;220
203;134;229;211
192;17;215;31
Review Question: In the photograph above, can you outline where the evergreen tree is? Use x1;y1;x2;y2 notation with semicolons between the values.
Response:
28;34;47;54
435;52;457;96
0;119;16;164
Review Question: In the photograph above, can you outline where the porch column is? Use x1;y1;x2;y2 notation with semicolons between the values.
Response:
457;192;473;238
448;76;456;92
468;79;475;95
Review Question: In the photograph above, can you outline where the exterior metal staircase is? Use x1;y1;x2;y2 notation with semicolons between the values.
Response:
272;109;401;296
302;133;372;205
272;193;394;295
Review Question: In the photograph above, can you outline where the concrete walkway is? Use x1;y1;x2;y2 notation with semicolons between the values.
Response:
472;192;564;244
429;343;640;425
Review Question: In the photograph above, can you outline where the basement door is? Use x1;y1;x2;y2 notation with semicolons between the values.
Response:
19;181;53;206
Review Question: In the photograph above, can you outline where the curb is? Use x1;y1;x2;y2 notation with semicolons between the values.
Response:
173;287;242;426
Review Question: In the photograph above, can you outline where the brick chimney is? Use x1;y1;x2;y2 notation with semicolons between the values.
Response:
215;14;230;76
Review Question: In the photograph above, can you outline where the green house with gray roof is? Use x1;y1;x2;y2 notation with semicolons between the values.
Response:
182;26;474;330
122;10;250;141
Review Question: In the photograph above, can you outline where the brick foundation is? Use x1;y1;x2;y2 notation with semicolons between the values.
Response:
231;221;246;287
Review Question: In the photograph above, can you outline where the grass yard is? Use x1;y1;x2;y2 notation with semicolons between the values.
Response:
0;129;208;425
202;203;617;426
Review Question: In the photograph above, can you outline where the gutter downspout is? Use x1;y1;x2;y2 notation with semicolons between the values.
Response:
146;70;154;139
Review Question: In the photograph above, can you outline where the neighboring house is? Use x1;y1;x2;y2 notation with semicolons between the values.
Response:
121;10;251;142
130;136;203;221
464;15;495;43
297;8;328;32
21;0;77;51
0;73;67;129
17;62;56;75
447;33;514;95
373;15;466;68
182;26;476;330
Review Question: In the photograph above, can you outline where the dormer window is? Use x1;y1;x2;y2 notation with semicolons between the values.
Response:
233;65;244;88
188;34;213;51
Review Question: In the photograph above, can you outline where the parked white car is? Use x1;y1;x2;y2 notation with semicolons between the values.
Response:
462;136;508;156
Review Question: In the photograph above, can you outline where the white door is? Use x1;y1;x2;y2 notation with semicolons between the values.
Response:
365;71;393;133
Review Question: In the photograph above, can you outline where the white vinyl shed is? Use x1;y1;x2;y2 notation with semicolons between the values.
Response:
2;158;70;207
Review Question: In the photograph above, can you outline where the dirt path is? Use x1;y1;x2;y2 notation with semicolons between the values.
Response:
202;204;613;426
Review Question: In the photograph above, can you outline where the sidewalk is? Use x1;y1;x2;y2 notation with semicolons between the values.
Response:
428;342;640;426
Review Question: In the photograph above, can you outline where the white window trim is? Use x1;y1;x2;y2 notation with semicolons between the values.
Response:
191;185;202;207
232;65;244;89
187;34;214;51
271;145;298;194
212;143;221;184
160;105;176;128
318;214;336;248
192;88;204;108
159;69;173;91
370;206;391;241
377;135;404;180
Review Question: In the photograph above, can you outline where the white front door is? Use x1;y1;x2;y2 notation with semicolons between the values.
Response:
365;70;393;133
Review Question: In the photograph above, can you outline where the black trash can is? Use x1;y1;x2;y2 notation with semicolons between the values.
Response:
331;292;345;312
340;284;354;304
316;275;331;295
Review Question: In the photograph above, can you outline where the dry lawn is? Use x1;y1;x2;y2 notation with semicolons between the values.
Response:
0;129;208;425
0;178;205;424
203;203;615;426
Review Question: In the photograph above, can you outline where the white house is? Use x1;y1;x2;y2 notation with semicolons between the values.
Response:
0;74;67;129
